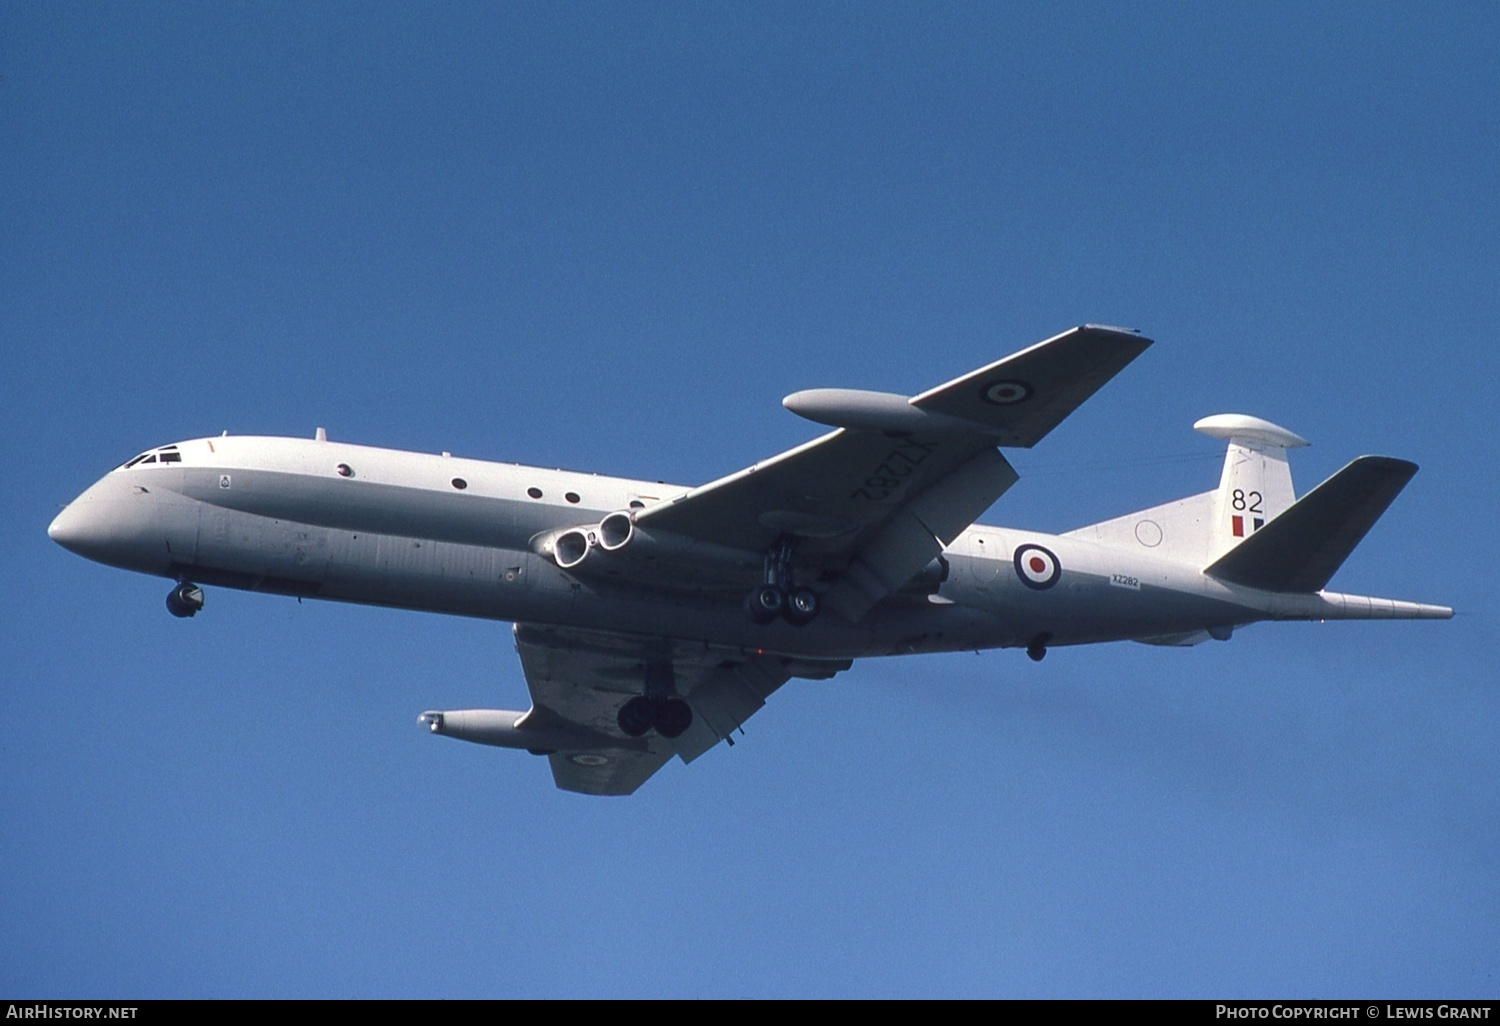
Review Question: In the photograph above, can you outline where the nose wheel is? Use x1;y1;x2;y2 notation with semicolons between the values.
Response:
166;581;204;618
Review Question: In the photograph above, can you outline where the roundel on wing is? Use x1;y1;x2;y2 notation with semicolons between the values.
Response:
1013;543;1061;590
980;379;1032;405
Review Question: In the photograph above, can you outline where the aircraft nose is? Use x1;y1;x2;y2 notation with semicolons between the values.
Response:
48;500;97;555
47;474;173;573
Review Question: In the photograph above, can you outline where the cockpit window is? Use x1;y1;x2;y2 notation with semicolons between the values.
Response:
121;446;182;469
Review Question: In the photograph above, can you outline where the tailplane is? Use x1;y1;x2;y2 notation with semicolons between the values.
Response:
1202;456;1417;592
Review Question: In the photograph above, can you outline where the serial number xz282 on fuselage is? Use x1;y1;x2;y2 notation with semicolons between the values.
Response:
49;326;1451;794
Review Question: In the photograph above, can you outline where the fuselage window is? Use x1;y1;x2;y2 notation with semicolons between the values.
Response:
527;487;543;499
565;492;580;504
336;464;353;478
451;478;467;490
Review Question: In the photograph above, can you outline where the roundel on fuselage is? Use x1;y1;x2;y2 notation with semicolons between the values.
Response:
1013;543;1061;590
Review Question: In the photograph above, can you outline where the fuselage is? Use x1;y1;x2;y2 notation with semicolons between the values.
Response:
48;434;1412;660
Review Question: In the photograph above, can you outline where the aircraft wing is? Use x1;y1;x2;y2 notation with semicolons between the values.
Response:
907;324;1153;445
512;624;848;795
633;325;1151;619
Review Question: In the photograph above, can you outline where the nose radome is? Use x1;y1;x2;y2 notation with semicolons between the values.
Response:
47;474;145;564
48;502;89;553
48;473;178;576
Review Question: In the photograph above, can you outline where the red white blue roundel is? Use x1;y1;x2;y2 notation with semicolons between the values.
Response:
1014;543;1061;590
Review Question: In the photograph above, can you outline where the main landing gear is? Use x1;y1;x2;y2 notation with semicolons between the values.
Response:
617;695;693;739
616;659;694;739
744;537;820;627
166;581;204;618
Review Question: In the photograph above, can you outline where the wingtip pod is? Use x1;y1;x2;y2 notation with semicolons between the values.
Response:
783;324;1153;444
421;707;654;755
781;388;981;433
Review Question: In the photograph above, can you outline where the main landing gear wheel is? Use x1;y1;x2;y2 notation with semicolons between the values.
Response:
744;536;821;627
617;696;655;737
166;581;204;619
654;697;693;739
784;587;819;626
616;696;694;739
745;584;786;624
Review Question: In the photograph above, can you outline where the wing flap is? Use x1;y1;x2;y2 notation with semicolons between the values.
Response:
824;446;1019;619
676;656;794;763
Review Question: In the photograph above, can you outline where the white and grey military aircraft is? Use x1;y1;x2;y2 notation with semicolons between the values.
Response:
49;326;1451;795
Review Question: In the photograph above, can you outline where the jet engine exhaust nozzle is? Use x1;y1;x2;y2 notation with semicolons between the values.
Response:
598;511;634;551
553;528;591;569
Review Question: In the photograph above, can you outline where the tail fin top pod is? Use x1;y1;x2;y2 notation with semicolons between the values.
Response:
1203;455;1418;593
1195;414;1308;562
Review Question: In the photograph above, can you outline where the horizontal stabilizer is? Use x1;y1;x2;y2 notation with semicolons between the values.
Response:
1203;456;1417;593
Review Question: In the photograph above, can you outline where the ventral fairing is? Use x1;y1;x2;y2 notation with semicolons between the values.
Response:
49;326;1451;794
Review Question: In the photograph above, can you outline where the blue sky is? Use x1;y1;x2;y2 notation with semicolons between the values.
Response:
3;2;1496;998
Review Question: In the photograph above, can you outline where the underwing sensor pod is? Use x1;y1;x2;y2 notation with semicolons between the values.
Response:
49;325;1451;795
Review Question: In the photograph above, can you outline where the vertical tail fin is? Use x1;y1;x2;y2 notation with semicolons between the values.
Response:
1194;414;1308;561
1065;414;1308;567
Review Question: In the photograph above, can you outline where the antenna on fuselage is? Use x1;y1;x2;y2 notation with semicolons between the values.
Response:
315;427;327;442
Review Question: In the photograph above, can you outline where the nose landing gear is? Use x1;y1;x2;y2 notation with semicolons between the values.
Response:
166;581;205;618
